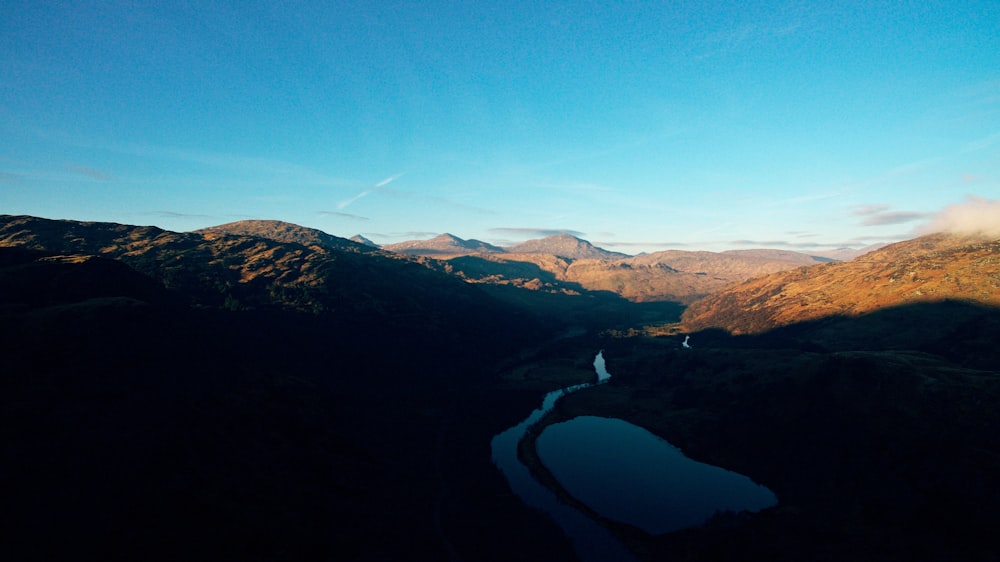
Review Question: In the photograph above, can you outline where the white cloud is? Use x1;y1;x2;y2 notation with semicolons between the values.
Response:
919;195;1000;237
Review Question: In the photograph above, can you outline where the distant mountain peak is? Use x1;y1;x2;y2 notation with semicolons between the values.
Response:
383;233;505;256
508;234;628;260
350;235;379;248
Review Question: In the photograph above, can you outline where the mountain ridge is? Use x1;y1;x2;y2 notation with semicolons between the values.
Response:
681;232;1000;334
197;219;375;253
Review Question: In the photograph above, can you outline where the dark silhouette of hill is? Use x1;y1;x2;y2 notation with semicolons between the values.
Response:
0;215;580;561
0;215;522;319
682;232;1000;334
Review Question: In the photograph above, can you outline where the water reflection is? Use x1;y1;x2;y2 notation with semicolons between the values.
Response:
536;416;777;534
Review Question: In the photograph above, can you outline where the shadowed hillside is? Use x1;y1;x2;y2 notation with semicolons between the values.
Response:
0;215;579;562
536;301;1000;561
436;248;830;304
382;232;831;304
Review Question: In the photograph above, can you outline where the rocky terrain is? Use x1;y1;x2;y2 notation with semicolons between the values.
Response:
682;232;1000;334
197;219;377;253
508;233;629;260
439;247;831;304
382;232;835;303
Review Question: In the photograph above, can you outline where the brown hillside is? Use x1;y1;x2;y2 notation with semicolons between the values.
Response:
682;233;1000;334
443;248;829;303
0;215;519;322
197;219;374;253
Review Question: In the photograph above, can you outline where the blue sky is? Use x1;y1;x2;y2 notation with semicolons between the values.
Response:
2;1;998;253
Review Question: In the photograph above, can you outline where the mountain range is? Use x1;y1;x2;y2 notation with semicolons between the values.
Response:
378;231;841;303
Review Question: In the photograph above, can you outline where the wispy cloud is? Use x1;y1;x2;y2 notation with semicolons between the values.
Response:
729;239;823;248
689;6;811;61
962;131;1000;153
765;191;843;208
860;211;928;226
534;181;617;194
372;231;439;241
918;195;1000;237
148;211;216;219
30;128;357;188
65;164;111;181
842;158;943;193
851;204;890;216
727;239;867;250
597;240;692;249
317;210;369;221
337;173;404;210
336;191;371;209
489;227;587;238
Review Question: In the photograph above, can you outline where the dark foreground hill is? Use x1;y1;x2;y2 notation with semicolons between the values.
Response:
0;215;578;561
583;316;1000;561
511;297;1000;561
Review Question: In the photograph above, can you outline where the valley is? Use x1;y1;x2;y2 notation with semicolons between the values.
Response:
2;215;998;561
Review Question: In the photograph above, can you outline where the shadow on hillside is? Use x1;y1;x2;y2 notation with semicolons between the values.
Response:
446;254;564;285
679;299;1000;369
477;278;686;333
0;247;578;562
594;300;1000;561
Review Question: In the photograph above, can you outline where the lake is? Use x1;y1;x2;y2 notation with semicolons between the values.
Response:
536;415;777;535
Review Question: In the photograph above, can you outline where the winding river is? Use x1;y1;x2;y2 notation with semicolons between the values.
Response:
491;351;777;560
490;352;635;562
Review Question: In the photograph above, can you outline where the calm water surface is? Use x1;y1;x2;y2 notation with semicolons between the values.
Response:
536;415;777;534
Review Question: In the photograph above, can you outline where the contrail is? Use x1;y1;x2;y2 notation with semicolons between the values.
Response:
374;173;403;188
337;173;403;210
337;191;371;209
